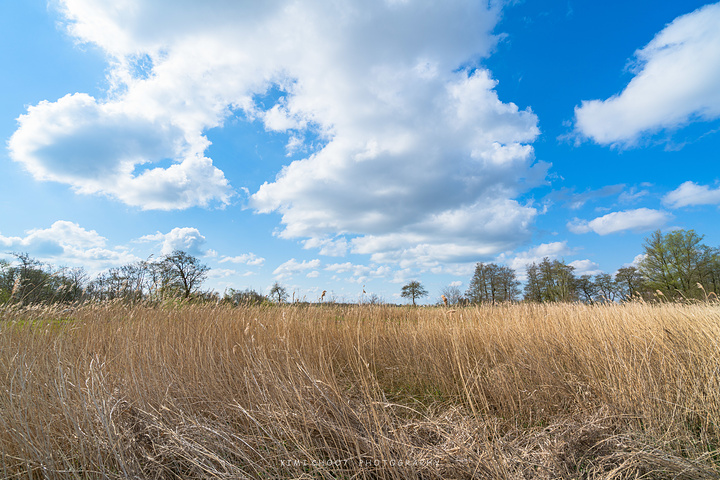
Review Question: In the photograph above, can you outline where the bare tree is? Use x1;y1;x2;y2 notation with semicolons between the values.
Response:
158;251;210;299
269;282;288;303
440;285;463;305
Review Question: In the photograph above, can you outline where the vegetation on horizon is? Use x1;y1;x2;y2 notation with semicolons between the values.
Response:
1;228;719;308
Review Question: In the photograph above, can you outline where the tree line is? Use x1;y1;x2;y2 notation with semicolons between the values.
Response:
437;229;720;305
0;250;213;306
2;229;719;307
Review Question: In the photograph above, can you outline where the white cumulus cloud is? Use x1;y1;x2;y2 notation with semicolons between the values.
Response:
568;208;672;235
9;91;231;210
0;221;138;271
569;259;603;276
273;258;321;281
663;181;720;208
138;227;207;255
9;0;547;265
574;2;720;147
501;241;572;276
219;253;265;266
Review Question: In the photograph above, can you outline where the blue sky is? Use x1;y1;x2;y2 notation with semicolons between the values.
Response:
2;0;720;303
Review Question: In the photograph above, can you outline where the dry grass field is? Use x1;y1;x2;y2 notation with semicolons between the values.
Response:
1;302;719;479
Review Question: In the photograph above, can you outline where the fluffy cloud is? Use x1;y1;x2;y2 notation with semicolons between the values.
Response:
325;262;392;284
0;221;138;270
251;70;545;264
9;91;231;210
9;0;545;264
574;2;720;146
663;181;720;208
624;254;647;269
273;258;321;281
219;253;265;266
302;237;349;257
501;241;572;275
138;227;207;255
569;259;603;276
568;208;671;235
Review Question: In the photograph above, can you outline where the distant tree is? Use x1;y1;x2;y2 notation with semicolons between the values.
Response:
440;285;463;306
0;259;12;304
0;253;87;305
614;266;646;301
56;266;88;303
576;275;598;304
542;258;577;302
223;288;265;306
157;251;210;299
524;258;578;302
401;280;428;306
702;250;720;298
89;261;150;303
594;273;618;302
366;293;385;305
269;282;288;303
523;263;543;302
639;229;713;300
5;253;57;304
466;263;520;304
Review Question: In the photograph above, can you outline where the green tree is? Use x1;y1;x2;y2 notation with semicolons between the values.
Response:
523;258;577;302
6;253;57;304
639;229;713;300
401;280;428;306
0;259;12;304
523;263;543;302
0;253;87;305
614;266;646;301
466;262;519;304
701;249;720;298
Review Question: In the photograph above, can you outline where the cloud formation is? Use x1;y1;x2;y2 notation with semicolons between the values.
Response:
219;253;265;267
499;241;573;280
569;259;603;276
507;241;571;264
273;258;322;281
568;208;672;235
574;2;720;146
0;221;138;270
138;227;207;255
663;181;720;208
9;91;231;210
8;0;546;265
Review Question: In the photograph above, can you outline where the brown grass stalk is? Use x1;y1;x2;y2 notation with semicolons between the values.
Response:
0;302;718;479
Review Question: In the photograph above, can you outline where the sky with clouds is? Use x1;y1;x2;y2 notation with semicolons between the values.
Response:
2;0;719;303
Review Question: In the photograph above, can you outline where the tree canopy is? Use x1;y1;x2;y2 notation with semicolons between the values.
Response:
466;262;520;304
401;281;428;306
639;229;719;300
269;282;288;303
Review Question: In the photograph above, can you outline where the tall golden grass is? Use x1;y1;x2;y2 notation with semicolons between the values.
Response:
1;302;719;479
